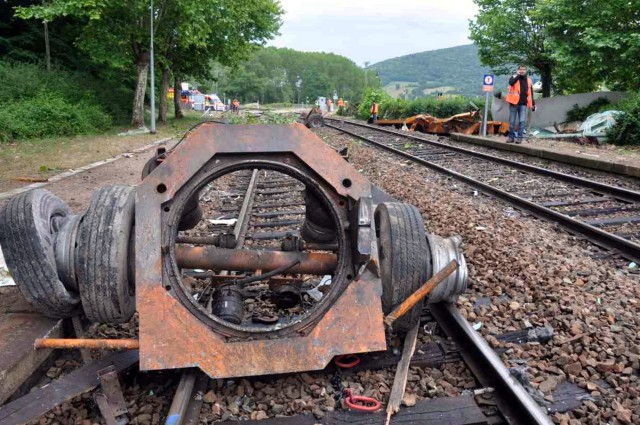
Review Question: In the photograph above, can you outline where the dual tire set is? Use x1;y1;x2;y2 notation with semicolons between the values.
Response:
0;187;136;322
0;188;466;332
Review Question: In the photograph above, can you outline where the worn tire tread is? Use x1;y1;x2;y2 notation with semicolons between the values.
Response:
0;190;79;318
77;186;135;323
377;202;430;334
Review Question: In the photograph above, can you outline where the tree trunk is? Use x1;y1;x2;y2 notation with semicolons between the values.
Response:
159;67;170;123
43;21;51;72
131;52;150;128
174;74;184;119
539;63;552;98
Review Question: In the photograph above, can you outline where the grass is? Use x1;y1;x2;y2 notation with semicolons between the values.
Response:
423;86;456;95
0;112;202;193
382;81;419;98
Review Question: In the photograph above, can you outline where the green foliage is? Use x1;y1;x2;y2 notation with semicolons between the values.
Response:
15;0;284;125
541;0;640;93
213;47;367;104
1;57;131;117
357;89;391;119
371;45;509;98
606;93;640;146
0;90;111;142
565;97;611;122
222;111;300;125
356;88;484;120
469;0;553;97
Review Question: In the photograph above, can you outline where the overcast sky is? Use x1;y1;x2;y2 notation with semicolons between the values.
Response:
269;0;479;66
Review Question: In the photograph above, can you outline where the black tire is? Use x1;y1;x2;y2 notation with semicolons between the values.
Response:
375;202;431;334
305;113;324;128
77;186;136;323
0;189;80;318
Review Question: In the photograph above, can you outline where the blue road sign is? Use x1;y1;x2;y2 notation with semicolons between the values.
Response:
483;74;495;86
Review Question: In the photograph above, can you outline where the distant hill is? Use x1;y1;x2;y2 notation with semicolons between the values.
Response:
371;44;510;98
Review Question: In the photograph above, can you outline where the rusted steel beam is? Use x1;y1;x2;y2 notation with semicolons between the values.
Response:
175;246;337;275
384;260;459;327
35;338;139;350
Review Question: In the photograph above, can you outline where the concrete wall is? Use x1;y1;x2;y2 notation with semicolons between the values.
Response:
491;91;627;129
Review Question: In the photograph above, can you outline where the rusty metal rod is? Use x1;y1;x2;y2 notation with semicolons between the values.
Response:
35;338;140;350
384;260;459;327
176;246;337;275
176;235;219;245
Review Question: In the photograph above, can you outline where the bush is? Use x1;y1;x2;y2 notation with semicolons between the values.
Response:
0;90;112;142
356;88;485;120
565;97;611;122
0;61;119;142
606;92;640;146
357;88;392;119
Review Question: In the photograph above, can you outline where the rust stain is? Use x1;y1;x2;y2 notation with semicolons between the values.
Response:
138;277;386;378
135;124;387;379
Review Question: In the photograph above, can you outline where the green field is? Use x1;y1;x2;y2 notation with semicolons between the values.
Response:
382;81;419;98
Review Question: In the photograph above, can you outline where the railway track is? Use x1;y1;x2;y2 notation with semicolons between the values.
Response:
1;122;577;425
324;118;640;263
164;166;554;425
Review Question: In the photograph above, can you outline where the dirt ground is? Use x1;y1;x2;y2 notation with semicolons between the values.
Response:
0;115;201;194
0;139;176;212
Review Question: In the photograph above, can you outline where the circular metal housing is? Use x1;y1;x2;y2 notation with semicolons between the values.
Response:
162;156;354;339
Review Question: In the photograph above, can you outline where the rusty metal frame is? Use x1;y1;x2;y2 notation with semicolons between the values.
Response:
135;123;387;378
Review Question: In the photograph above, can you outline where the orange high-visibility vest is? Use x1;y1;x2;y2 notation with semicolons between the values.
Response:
506;77;533;108
338;99;344;107
370;103;379;114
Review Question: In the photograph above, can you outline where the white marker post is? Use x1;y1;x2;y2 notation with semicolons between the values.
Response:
482;74;494;137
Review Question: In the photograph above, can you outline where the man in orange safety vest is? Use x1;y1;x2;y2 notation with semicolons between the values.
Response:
505;65;536;144
370;100;379;123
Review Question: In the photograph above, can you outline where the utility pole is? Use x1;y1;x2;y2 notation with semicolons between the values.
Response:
149;0;156;134
364;61;370;88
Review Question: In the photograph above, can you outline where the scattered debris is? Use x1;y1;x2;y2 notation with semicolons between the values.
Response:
12;176;49;183
208;218;238;226
579;111;622;143
118;126;150;136
0;247;14;287
376;111;509;136
530;110;622;144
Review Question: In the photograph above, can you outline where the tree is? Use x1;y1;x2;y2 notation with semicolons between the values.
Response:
541;0;640;92
469;0;554;97
213;47;367;105
16;0;283;126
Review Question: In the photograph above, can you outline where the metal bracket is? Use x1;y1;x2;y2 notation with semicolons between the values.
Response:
354;196;373;264
95;365;129;425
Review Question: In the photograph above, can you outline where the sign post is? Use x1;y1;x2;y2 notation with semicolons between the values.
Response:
481;74;494;137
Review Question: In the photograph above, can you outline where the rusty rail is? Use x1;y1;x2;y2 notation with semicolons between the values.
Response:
35;338;140;350
175;246;337;275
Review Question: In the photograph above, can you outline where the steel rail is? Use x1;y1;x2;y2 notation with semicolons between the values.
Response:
325;121;640;263
430;302;553;425
167;169;263;425
325;118;640;204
